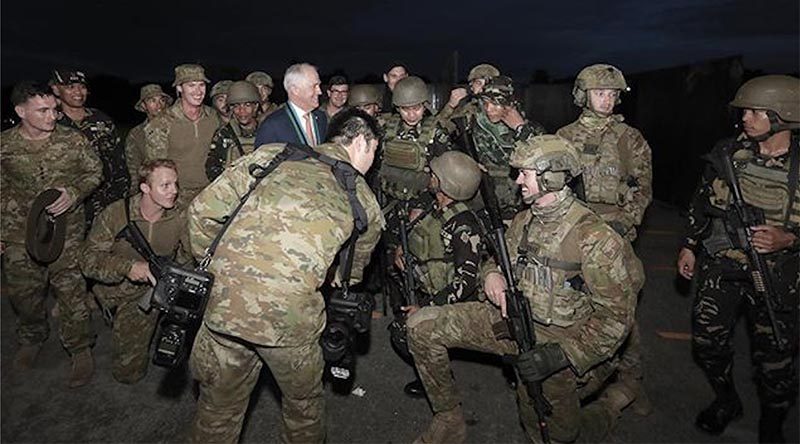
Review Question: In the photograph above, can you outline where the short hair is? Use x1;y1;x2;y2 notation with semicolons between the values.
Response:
138;158;178;185
328;75;348;89
385;63;408;74
325;108;383;146
11;81;54;106
283;63;317;91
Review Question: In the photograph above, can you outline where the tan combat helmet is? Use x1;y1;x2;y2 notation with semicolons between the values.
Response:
226;81;260;105
572;64;629;107
511;135;582;194
210;80;233;99
392;76;429;107
172;64;210;87
348;84;382;107
730;75;800;130
468;64;500;82
134;84;173;112
429;151;482;201
246;71;274;88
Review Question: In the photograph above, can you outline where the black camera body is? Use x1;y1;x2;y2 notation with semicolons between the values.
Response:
320;289;374;379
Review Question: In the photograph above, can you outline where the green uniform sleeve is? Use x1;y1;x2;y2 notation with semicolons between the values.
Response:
80;201;137;284
621;128;653;227
65;133;103;211
125;128;143;194
433;213;482;304
344;183;384;284
143;117;169;161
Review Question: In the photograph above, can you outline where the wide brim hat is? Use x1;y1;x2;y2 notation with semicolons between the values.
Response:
26;189;67;264
172;64;211;87
134;84;174;113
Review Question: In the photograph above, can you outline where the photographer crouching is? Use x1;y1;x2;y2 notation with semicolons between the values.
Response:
79;159;192;384
186;108;383;444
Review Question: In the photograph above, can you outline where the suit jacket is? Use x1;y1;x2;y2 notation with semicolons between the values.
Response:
254;103;328;148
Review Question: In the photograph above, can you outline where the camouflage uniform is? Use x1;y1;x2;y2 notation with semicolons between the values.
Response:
187;142;383;443
685;135;799;429
205;120;257;181
126;84;173;194
58;108;130;230
144;101;221;208
408;189;644;443
79;194;190;383
1;125;102;354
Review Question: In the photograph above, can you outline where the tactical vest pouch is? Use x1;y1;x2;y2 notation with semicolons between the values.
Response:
701;218;734;256
380;166;429;200
382;139;427;171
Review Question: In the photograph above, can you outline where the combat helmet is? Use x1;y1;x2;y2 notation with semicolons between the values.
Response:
210;80;233;99
392;76;428;107
348;84;382;107
468;64;500;81
246;71;274;88
510;135;582;196
572;64;629;107
730;75;800;132
226;81;260;105
480;76;515;106
429;151;482;201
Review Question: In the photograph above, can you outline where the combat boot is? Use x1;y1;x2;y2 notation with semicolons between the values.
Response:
695;393;743;435
600;381;636;416
67;349;94;388
412;405;467;444
622;379;653;416
13;344;42;370
758;404;788;443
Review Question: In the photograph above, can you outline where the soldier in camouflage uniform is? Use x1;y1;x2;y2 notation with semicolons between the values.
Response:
677;75;799;442
51;69;130;231
347;84;383;117
144;64;221;208
437;63;501;130
246;71;280;120
80;159;190;384
408;135;644;444
393;151;484;397
210;79;233;124
126;84;173;194
557;64;654;416
186;109;384;443
1;81;103;387
206;81;261;181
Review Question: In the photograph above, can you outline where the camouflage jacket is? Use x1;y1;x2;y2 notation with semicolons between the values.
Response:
482;190;644;375
408;201;483;305
58;108;129;228
125;121;147;194
557;110;653;240
205;120;258;181
257;101;281;122
1;125;102;245
188;142;384;347
79;194;191;305
144;101;221;193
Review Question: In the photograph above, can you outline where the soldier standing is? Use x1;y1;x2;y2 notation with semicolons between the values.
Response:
144;64;221;208
1;81;103;387
437;63;501;127
126;84;173;194
206;80;261;181
210;80;233;124
677;75;799;442
246;71;280;120
557;64;654;416
393;151;484;397
80;159;191;384
50;69;129;230
347;84;383;117
186;109;383;443
408;135;644;444
382;63;409;112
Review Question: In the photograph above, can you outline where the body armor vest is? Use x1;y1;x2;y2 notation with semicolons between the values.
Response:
514;202;594;327
380;116;438;200
408;202;470;297
228;122;256;163
735;149;800;228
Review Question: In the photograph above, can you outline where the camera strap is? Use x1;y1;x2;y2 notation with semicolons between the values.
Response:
200;143;369;270
117;196;161;265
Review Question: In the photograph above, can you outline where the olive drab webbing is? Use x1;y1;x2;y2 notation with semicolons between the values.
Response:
514;203;594;327
579;120;635;207
734;149;800;229
380;115;439;200
407;202;471;296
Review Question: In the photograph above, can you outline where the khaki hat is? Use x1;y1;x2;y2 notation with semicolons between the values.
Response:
172;64;210;87
134;84;173;112
246;71;274;88
26;189;67;264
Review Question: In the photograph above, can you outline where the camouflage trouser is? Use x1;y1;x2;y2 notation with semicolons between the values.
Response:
616;318;644;386
188;323;325;444
692;255;799;408
407;302;620;443
94;288;158;383
1;243;94;354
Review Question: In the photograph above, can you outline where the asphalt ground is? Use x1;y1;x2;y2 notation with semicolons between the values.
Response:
1;200;798;443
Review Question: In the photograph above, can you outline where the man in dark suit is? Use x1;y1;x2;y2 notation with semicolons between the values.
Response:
254;63;327;148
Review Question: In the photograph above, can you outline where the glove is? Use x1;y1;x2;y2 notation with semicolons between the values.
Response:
515;343;569;384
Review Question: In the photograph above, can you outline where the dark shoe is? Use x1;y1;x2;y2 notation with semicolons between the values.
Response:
695;395;743;435
68;349;94;388
404;379;426;398
759;405;788;443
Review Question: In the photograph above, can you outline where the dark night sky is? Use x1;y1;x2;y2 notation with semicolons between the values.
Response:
2;0;799;86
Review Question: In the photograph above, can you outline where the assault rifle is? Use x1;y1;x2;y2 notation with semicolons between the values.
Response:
717;145;784;351
388;202;420;360
453;116;552;443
